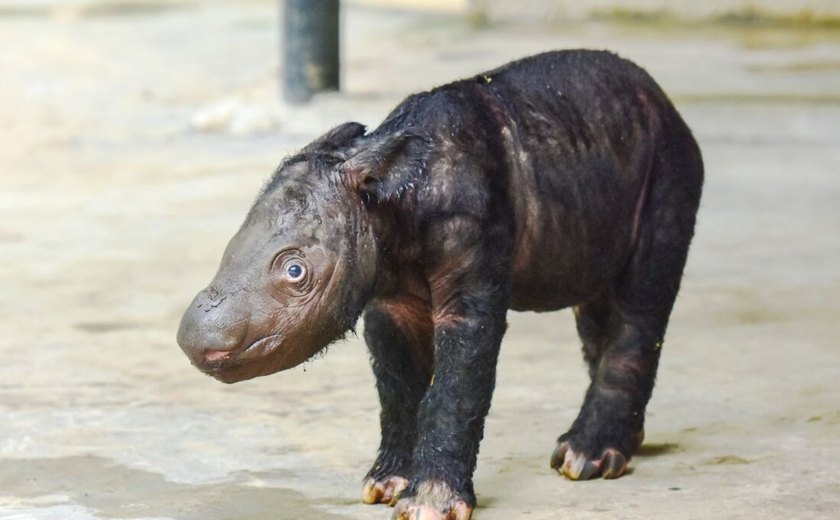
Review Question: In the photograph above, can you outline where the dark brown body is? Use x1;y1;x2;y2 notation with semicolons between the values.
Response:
177;50;703;520
494;72;658;312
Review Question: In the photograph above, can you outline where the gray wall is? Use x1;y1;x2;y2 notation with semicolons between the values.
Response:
469;0;840;23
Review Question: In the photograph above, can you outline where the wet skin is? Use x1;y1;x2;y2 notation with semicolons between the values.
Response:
177;50;703;520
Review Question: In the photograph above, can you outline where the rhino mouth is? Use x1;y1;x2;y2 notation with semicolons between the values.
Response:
195;333;286;379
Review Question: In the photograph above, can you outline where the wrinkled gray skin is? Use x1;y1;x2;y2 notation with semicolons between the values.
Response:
177;125;379;383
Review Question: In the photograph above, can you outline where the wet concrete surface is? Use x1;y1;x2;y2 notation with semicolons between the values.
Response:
1;1;839;519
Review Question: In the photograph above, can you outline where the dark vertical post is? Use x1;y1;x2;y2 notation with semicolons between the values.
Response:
282;0;340;104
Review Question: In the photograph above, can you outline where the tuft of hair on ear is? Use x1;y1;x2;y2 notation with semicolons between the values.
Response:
300;122;367;157
339;131;429;207
261;122;367;197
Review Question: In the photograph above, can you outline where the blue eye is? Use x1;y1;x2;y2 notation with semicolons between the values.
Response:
286;263;304;281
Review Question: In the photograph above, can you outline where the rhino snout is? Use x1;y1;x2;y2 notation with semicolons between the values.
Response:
177;288;249;370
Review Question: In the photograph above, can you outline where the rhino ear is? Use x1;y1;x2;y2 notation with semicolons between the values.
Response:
301;122;367;155
340;132;427;207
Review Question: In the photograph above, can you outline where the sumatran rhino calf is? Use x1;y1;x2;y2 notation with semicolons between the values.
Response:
177;50;703;520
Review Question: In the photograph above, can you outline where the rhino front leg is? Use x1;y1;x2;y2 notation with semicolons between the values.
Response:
393;219;511;520
392;308;507;520
363;302;434;505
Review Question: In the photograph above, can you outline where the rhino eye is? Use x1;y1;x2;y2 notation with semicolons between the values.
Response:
285;262;305;282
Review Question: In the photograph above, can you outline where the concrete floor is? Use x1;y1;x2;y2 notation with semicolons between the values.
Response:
1;1;839;519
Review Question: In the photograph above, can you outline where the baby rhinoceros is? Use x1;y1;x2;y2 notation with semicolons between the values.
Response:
177;50;703;520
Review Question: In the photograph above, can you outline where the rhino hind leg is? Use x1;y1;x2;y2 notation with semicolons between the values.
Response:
551;293;652;480
552;129;703;480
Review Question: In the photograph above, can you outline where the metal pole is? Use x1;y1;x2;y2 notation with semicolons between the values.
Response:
282;0;340;104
